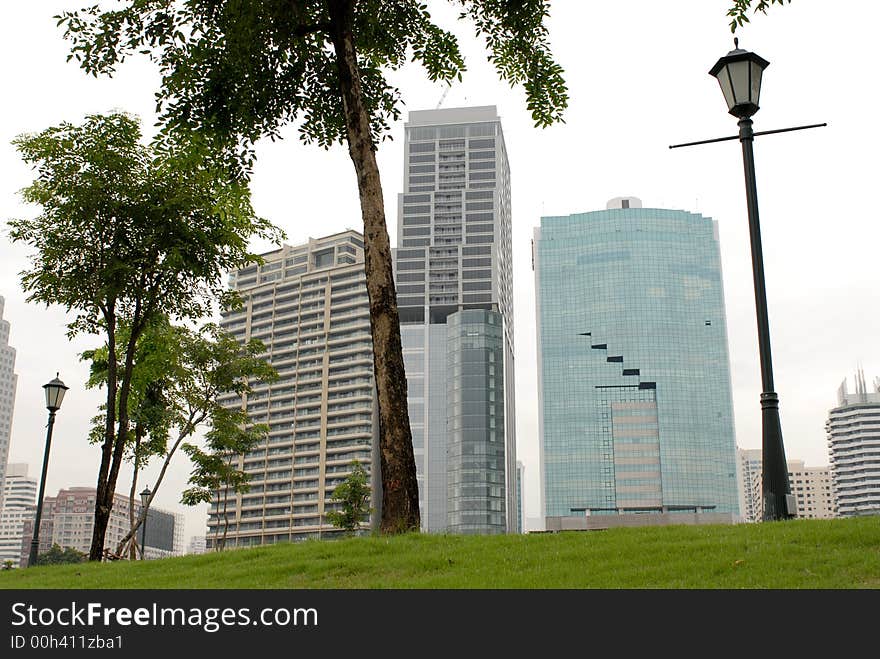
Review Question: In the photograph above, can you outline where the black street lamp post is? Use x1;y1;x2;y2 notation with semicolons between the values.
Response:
709;40;795;521
139;486;151;560
28;374;69;567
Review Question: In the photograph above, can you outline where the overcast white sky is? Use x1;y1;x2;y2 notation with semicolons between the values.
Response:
1;2;877;539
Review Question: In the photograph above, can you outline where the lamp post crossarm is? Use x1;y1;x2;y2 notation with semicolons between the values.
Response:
669;122;827;149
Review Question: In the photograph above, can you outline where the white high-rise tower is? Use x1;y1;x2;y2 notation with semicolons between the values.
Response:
393;106;516;534
0;295;19;511
827;370;880;517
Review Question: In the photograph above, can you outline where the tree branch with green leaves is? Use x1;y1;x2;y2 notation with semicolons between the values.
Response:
727;0;791;32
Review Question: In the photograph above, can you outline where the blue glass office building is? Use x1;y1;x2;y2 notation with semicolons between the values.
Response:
534;197;739;522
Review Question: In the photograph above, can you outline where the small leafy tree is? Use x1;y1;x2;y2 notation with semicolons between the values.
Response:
181;404;271;552
37;544;88;566
325;461;373;535
9;112;282;560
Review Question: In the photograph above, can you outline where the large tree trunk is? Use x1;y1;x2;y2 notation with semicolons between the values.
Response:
327;0;420;533
90;309;118;561
89;302;146;560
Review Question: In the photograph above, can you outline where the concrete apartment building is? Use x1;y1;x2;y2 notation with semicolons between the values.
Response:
0;296;18;511
737;448;835;521
19;487;183;564
0;463;36;567
393;105;517;534
211;231;378;548
788;460;835;519
827;370;880;517
535;198;739;531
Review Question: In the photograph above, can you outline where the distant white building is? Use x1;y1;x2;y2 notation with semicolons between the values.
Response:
737;448;835;521
187;535;207;555
827;370;880;517
0;296;19;511
737;449;763;523
0;464;36;567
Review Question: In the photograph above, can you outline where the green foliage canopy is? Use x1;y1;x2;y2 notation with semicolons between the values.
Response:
57;1;568;152
10;112;281;336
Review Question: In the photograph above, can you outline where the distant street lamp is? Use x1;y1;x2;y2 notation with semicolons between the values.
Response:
709;40;795;521
139;485;152;560
27;374;69;567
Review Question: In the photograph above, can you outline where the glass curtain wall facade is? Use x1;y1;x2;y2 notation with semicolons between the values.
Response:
394;106;516;534
211;231;378;548
534;198;739;522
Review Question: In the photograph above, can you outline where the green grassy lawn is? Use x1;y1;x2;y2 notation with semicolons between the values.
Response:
2;517;878;589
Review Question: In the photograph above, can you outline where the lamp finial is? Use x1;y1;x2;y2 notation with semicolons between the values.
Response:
734;37;739;49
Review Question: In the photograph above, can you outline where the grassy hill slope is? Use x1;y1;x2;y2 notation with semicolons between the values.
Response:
2;517;878;589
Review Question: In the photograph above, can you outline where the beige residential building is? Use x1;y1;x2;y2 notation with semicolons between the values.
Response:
210;231;377;549
787;460;836;519
737;448;835;521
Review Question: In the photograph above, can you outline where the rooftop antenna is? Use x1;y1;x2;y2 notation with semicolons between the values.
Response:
857;365;868;402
